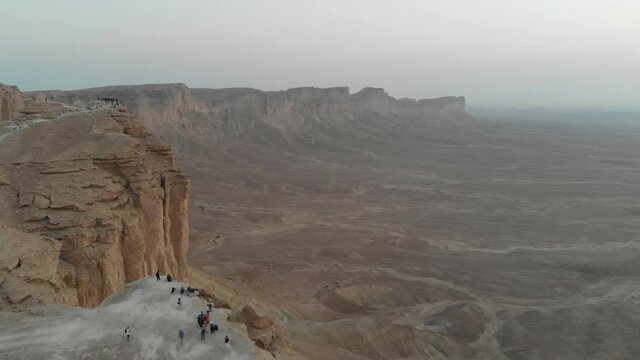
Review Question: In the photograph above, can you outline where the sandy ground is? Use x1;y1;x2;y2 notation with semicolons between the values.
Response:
0;278;261;360
183;117;640;359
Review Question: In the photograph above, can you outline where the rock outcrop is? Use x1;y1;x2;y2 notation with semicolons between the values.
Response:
0;84;25;121
0;225;77;310
0;86;190;309
241;305;291;355
350;87;466;118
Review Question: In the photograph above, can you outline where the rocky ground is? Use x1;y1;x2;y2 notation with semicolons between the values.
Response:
0;277;266;360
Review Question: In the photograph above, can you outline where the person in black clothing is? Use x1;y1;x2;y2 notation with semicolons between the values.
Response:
171;287;176;294
224;335;230;346
210;323;215;334
156;270;161;281
180;286;185;295
166;274;172;282
200;327;206;340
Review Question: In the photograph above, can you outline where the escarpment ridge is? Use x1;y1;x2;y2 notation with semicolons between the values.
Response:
30;84;469;149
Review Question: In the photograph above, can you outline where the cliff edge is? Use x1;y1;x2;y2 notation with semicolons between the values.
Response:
0;85;190;309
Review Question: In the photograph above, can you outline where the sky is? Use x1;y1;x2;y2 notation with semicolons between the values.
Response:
1;0;638;110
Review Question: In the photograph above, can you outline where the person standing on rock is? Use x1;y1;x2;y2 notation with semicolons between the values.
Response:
124;326;131;341
178;329;185;345
156;270;161;281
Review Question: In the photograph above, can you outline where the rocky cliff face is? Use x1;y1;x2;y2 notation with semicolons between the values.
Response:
0;84;25;121
351;87;465;118
30;83;196;134
30;84;470;150
0;87;190;309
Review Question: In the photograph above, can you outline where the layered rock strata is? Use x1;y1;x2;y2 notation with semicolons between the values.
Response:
0;86;190;309
0;83;25;121
31;84;469;149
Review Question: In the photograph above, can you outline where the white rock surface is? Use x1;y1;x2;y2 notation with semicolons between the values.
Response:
0;278;264;359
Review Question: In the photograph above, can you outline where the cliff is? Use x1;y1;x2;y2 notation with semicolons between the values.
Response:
0;83;25;121
29;83;196;135
0;85;190;309
29;84;470;151
351;87;465;117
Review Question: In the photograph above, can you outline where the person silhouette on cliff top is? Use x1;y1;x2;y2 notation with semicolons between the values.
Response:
124;326;131;341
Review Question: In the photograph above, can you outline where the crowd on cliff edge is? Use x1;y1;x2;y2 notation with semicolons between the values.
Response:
122;271;231;349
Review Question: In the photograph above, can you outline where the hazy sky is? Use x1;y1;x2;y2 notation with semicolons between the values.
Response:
1;0;638;109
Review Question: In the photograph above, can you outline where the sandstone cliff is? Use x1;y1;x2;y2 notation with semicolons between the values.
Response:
0;83;25;121
0;85;190;309
350;87;466;118
30;84;471;153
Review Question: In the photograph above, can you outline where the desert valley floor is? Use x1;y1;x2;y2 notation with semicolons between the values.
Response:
185;115;640;359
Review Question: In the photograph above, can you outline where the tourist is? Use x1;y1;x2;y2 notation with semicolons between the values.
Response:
124;326;131;341
178;329;185;345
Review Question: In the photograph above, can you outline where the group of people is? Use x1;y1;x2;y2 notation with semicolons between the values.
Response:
171;286;198;296
195;301;224;342
182;297;228;345
156;270;172;282
123;271;232;348
97;97;124;107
